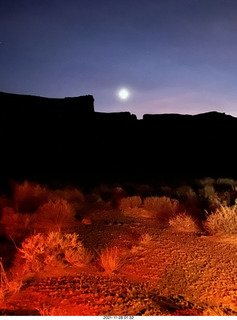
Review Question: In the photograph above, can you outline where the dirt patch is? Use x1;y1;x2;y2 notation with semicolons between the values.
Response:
1;216;237;315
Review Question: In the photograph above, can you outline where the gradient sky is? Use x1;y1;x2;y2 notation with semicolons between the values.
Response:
1;0;237;118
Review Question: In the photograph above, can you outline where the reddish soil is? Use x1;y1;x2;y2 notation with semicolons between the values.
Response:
1;213;237;316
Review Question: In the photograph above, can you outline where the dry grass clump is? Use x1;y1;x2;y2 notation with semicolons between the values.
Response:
0;258;22;301
143;196;180;219
99;246;124;274
169;213;200;233
18;232;92;273
204;204;237;235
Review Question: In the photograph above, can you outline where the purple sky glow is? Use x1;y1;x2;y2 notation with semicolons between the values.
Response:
1;0;237;118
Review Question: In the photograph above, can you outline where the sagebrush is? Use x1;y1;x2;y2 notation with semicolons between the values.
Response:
32;199;76;232
12;180;50;213
119;196;142;211
18;232;93;273
143;196;181;219
169;213;200;233
0;207;31;240
204;204;237;235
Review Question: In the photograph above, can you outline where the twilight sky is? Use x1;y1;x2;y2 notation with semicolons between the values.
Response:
1;0;237;118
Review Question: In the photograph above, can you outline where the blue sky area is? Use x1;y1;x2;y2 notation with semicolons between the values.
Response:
1;0;237;118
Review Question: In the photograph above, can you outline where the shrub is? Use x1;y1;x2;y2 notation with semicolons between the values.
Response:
176;185;197;201
0;207;31;241
169;213;200;233
143;196;180;219
0;258;22;300
18;232;92;273
32;199;76;232
119;196;151;218
51;187;85;211
12;180;49;213
204;204;237;235
119;196;142;211
11;181;85;214
99;246;124;274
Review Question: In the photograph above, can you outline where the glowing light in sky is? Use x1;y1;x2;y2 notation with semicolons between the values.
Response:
118;88;130;100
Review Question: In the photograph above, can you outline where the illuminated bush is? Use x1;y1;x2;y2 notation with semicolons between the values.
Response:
119;196;150;218
32;199;76;232
119;195;181;219
204;204;237;235
1;196;80;240
19;232;92;273
99;246;124;274
0;259;22;301
169;213;200;233
119;196;142;211
11;180;85;214
143;196;180;219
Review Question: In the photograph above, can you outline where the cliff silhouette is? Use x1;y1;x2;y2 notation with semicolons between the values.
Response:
0;91;236;189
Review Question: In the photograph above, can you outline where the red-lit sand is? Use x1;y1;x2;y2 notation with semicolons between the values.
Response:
1;210;237;316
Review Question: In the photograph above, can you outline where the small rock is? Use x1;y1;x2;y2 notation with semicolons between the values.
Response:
81;218;92;225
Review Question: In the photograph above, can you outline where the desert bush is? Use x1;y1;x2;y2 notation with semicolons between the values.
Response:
12;180;50;213
0;258;22;300
99;246;124;274
0;207;31;241
119;196;142;211
206;194;223;211
32;199;76;232
143;196;180;219
198;183;224;211
18;232;92;273
169;213;200;233
51;187;85;210
11;181;85;215
201;184;216;200
176;185;197;203
204;204;237;235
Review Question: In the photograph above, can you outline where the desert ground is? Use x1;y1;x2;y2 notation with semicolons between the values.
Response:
0;179;237;316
